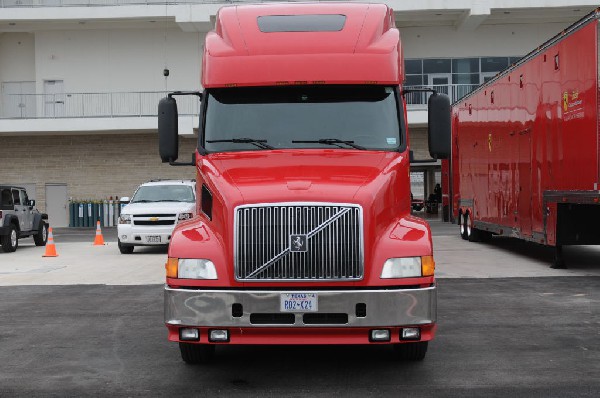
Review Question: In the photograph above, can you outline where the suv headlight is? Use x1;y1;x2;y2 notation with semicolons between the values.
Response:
167;258;217;280
119;214;131;224
380;256;435;278
177;212;193;222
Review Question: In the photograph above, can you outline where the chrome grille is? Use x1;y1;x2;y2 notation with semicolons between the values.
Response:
235;203;363;281
133;214;176;226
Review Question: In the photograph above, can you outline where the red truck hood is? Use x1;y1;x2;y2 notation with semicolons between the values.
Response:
201;149;405;205
169;149;432;288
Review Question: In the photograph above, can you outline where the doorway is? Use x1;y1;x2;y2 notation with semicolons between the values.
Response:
1;81;36;118
43;80;65;117
428;74;452;98
45;184;68;228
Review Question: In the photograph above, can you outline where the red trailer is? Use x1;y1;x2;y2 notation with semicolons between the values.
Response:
451;9;600;268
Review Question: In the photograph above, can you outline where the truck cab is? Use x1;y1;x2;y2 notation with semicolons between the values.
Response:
158;2;450;363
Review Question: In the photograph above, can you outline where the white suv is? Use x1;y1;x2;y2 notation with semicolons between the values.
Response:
117;180;196;254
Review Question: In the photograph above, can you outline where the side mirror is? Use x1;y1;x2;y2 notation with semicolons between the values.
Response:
120;197;130;204
29;199;35;207
158;97;179;163
427;93;451;159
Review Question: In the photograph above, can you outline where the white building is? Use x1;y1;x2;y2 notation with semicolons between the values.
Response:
0;0;597;226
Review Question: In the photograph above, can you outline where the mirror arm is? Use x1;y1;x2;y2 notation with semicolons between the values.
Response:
169;153;196;167
168;91;203;100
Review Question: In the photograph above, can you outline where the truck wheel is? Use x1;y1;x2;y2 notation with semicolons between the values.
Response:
393;342;428;361
179;343;215;364
459;212;467;240
33;223;48;246
118;240;134;254
1;224;18;252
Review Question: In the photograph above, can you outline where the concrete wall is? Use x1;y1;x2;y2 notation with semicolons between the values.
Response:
0;133;197;213
0;33;36;84
20;28;202;95
401;22;571;59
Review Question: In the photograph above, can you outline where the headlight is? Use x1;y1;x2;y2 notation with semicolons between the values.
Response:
167;258;217;279
380;256;435;278
178;212;193;222
118;214;131;224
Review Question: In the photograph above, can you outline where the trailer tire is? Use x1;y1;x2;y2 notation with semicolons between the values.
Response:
33;222;48;246
179;343;215;364
1;224;18;252
393;342;428;361
459;212;467;240
464;213;473;240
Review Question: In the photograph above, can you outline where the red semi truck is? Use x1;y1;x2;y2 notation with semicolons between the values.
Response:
157;2;450;363
449;9;600;268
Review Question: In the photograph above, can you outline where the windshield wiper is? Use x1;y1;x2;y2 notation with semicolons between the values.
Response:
131;200;157;203
207;138;274;150
292;138;366;150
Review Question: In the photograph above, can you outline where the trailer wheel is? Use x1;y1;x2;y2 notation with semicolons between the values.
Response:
465;213;472;240
459;212;467;240
179;343;215;364
393;342;428;361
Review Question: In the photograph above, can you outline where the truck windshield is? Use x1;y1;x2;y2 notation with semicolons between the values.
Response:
203;85;403;152
131;185;195;203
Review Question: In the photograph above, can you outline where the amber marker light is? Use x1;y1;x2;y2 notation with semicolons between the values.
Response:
166;258;179;278
421;256;435;277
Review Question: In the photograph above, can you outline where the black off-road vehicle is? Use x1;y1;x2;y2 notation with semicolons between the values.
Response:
0;186;49;252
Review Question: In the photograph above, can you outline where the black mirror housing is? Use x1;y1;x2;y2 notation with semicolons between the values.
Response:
427;93;451;159
158;97;179;163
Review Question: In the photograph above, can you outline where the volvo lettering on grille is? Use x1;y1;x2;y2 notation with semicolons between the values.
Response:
235;203;364;281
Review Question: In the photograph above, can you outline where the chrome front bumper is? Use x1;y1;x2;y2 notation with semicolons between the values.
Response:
165;286;436;327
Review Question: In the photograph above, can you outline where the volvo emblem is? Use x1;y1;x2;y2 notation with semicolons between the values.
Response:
290;234;308;252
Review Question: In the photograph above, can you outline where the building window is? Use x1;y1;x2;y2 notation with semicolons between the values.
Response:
404;55;522;104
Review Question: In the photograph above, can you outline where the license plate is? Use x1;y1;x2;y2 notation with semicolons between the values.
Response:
280;293;318;312
146;235;161;243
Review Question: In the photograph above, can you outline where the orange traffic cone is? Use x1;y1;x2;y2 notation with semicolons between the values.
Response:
93;220;106;246
42;227;58;257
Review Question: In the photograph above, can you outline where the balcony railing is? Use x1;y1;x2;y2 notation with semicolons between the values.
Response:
0;84;479;119
0;91;200;119
404;84;480;106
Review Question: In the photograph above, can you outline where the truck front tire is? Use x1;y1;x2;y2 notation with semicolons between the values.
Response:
179;343;215;364
393;341;428;361
33;222;48;246
1;224;18;252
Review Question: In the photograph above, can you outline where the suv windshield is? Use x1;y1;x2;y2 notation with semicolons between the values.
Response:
131;185;195;203
203;85;403;152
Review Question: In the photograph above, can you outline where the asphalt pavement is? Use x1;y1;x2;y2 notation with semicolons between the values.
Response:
0;217;598;397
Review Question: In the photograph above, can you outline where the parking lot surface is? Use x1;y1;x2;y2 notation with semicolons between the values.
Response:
0;220;598;397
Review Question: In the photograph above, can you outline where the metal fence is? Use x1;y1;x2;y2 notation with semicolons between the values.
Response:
0;0;305;7
403;84;479;106
1;85;479;119
0;91;200;119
